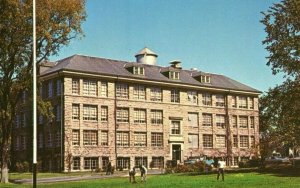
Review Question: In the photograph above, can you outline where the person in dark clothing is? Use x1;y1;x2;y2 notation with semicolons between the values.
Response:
129;167;136;183
106;162;112;175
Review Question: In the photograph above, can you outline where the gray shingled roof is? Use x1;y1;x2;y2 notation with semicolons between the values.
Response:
41;54;260;93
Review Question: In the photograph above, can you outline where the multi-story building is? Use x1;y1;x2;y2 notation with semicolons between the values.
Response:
12;47;260;172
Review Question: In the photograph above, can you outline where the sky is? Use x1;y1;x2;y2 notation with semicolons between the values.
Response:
50;0;284;93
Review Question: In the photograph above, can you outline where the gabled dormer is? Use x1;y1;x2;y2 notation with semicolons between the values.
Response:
192;71;211;84
160;66;181;80
125;63;145;76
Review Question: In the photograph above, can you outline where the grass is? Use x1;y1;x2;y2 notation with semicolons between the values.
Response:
1;170;300;188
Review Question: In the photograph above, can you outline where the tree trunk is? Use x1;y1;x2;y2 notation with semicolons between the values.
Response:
1;140;10;183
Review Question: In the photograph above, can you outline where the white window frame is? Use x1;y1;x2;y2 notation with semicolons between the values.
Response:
83;105;97;121
150;87;162;102
83;80;97;96
133;85;146;100
187;91;198;105
116;108;129;123
116;83;129;99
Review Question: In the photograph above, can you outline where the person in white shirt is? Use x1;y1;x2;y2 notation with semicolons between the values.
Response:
139;165;147;182
217;158;226;181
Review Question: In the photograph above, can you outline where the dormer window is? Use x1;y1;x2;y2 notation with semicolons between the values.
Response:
133;66;144;75
200;75;210;83
169;71;180;80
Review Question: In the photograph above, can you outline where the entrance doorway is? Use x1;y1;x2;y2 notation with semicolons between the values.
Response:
172;144;182;162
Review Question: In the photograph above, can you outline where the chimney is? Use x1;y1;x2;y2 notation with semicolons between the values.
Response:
135;47;158;65
169;60;182;69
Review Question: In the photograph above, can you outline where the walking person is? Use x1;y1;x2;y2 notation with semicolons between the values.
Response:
129;166;136;183
106;162;112;175
217;158;226;181
139;165;147;182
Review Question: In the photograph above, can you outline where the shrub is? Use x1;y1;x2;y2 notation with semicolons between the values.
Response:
164;161;210;174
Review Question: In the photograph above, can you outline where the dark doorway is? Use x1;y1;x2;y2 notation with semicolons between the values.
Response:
172;144;181;162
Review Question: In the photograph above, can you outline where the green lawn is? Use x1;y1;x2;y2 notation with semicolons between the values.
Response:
1;171;300;188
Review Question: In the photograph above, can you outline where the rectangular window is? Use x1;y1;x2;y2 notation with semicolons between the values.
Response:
72;104;80;120
56;80;61;96
238;96;247;109
133;85;146;100
188;113;198;127
151;133;163;147
72;130;80;146
233;135;238;148
47;133;52;148
101;106;108;122
135;157;148;167
15;114;20;128
134;109;146;124
171;89;180;103
73;157;80;170
116;83;128;99
250;116;254;128
48;80;53;98
100;81;108;97
232;96;237;108
117;157;130;169
188;134;199;148
203;134;213;148
21;135;26;150
202;93;212;106
216;94;225;107
15;136;20;150
249;97;254;109
171;121;180;135
116;108;129;123
216;114;226;128
83;80;97;96
202;113;212;126
72;79;79;95
84;157;98;170
22;113;26;127
150;110;163;124
187;91;198;105
56;131;61;147
38;133;43;148
83;105;97;121
133;67;144;75
216;135;226;148
250;136;255;148
233;157;239;166
240;135;249;148
134;132;147;147
232;115;237;128
150;87;162;102
152;157;164;168
56;105;61;122
102;157;109;170
116;132;129;147
83;130;98;146
169;71;180;80
239;116;248;128
101;131;108;146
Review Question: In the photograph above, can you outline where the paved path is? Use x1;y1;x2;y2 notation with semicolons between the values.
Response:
12;169;164;184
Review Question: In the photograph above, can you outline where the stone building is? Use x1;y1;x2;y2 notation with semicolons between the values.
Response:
12;47;260;172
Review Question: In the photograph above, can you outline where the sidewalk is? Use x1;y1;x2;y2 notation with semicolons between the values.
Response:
12;169;164;184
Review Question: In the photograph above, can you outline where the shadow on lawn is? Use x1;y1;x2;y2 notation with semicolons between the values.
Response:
177;166;300;177
257;166;300;177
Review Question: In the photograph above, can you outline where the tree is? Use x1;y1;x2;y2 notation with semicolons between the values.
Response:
261;0;300;77
0;0;86;183
260;0;300;159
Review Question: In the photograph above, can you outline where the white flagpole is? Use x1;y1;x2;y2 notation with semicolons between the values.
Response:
33;0;37;187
